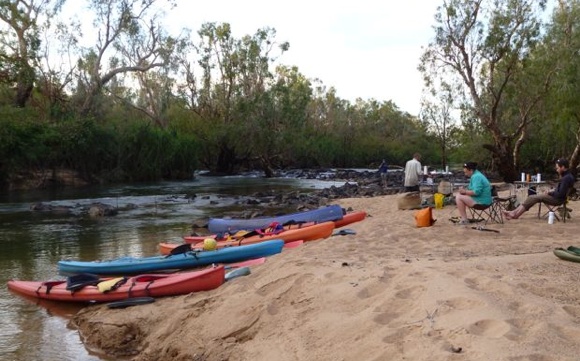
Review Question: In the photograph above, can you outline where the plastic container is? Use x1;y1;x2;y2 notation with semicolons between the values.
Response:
548;211;555;224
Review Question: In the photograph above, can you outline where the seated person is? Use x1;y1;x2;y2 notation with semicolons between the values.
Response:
455;162;492;225
504;158;575;220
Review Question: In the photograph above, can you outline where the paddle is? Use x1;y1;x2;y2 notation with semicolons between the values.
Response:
332;228;357;236
107;297;156;309
471;226;500;233
166;243;192;257
224;266;251;281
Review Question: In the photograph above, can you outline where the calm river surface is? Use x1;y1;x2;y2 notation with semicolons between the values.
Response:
0;175;343;361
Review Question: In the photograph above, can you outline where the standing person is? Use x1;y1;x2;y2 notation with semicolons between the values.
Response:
503;158;575;220
378;159;389;187
404;153;422;192
455;162;492;225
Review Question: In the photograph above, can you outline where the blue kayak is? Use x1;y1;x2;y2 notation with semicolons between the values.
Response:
208;204;344;233
58;239;284;276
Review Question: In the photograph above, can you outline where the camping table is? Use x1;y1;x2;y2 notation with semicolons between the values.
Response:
514;181;548;203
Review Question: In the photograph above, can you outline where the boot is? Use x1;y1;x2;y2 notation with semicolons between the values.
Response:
504;205;526;220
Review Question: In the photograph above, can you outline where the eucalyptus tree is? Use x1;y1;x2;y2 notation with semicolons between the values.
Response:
0;0;65;107
252;65;313;174
189;23;289;174
541;0;580;172
420;81;460;169
419;0;550;181
73;0;179;118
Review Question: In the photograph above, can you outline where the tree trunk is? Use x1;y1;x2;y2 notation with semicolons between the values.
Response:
215;144;237;175
483;141;518;182
14;66;34;108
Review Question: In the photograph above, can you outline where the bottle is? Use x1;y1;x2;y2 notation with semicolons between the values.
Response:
548;211;555;224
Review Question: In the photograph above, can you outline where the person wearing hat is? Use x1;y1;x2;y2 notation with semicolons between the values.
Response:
503;158;575;220
455;162;492;225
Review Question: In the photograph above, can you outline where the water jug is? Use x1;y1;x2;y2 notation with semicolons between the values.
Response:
548;211;555;224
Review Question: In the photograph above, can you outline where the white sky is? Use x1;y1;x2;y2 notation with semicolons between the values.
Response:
168;0;442;115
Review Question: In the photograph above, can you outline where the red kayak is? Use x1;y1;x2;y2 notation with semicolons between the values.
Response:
7;265;225;303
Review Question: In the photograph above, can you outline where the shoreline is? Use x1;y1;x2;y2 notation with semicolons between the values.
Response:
70;193;580;360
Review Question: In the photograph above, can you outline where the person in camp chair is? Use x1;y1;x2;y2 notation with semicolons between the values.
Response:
455;162;492;225
503;158;575;220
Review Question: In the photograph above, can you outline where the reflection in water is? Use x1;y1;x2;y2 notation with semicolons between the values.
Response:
0;176;341;361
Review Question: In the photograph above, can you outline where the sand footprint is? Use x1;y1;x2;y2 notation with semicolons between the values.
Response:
255;273;313;296
504;318;541;342
441;296;486;311
507;301;545;315
562;305;580;320
382;325;417;344
394;285;426;300
468;319;510;338
356;282;389;299
373;309;403;325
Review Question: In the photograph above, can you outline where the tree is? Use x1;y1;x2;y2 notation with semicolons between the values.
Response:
73;0;178;117
419;0;550;181
189;23;289;174
0;0;65;107
542;0;580;174
420;81;459;169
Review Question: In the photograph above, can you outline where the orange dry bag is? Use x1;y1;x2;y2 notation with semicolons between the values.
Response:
415;207;436;227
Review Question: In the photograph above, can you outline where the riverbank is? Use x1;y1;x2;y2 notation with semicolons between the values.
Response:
71;192;580;361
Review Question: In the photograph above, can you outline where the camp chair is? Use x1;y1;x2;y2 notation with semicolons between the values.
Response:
468;185;504;225
537;187;575;223
492;184;518;213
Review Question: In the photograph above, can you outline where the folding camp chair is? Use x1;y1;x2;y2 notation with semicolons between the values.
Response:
492;184;518;214
469;185;504;225
538;187;575;223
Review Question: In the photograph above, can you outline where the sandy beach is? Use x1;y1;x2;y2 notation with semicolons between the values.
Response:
71;188;580;361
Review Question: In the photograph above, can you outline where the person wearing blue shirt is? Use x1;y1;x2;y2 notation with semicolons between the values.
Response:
455;162;492;225
378;159;388;187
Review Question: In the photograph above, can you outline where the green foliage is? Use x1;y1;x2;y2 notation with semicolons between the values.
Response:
112;122;199;181
7;4;580;187
0;108;55;174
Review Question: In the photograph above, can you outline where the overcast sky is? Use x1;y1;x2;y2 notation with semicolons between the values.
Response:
62;1;442;115
168;0;442;115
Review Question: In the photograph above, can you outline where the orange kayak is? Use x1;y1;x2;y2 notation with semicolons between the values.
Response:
185;211;366;244
184;221;318;244
334;211;366;228
159;221;335;256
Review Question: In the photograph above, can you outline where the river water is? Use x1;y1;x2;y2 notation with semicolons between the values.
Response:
0;175;344;361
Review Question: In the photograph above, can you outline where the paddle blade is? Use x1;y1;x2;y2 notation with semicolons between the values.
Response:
107;297;156;309
225;266;251;281
332;229;357;236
